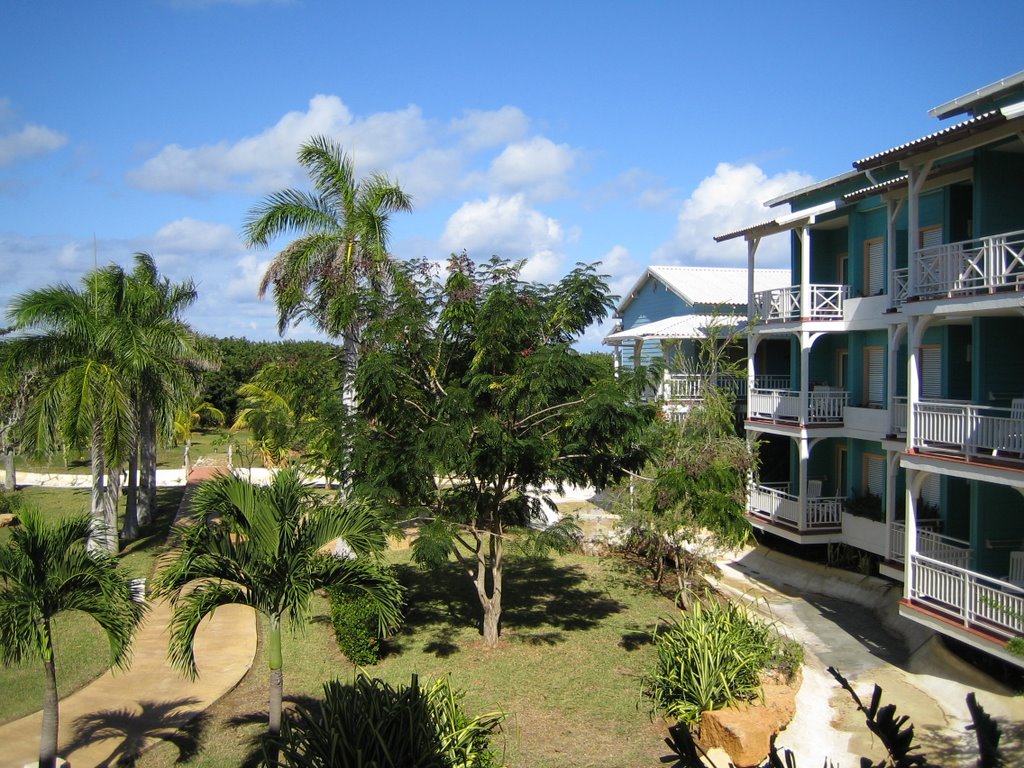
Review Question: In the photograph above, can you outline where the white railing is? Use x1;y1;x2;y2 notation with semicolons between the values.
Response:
662;373;747;402
889;522;972;568
909;554;1024;641
893;268;909;306
753;284;849;323
913;400;1024;461
755;374;791;390
748;388;848;424
911;229;1024;300
749;483;844;530
892;396;907;435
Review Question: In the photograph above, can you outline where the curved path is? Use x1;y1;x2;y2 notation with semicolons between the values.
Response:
714;547;1024;765
0;467;257;768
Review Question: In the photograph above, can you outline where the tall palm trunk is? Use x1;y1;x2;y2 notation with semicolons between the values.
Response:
88;422;106;552
39;619;59;768
103;465;121;553
3;447;14;490
139;399;157;525
267;614;284;764
122;445;140;541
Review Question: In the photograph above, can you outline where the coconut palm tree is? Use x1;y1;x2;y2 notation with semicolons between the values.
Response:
5;272;137;551
0;508;146;768
152;468;403;750
243;136;412;450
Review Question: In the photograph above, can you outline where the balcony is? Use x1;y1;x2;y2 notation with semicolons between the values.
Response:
749;483;844;531
748;388;848;425
907;554;1024;642
913;400;1024;464
661;373;747;403
897;229;1024;303
889;521;971;569
753;284;849;323
892;396;907;435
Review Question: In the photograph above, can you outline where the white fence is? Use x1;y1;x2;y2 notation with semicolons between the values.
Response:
889;522;971;569
753;284;848;323
749;388;848;424
911;229;1024;300
909;554;1024;640
749;483;843;530
913;400;1024;461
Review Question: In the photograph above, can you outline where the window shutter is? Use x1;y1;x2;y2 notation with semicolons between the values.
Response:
865;455;885;497
867;240;885;296
920;227;943;249
920;346;941;399
920;474;940;509
866;347;884;405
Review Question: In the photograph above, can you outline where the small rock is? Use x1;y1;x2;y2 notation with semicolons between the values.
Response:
0;513;19;528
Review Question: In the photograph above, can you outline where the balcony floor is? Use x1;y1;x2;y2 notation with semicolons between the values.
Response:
898;599;1024;670
747;511;842;544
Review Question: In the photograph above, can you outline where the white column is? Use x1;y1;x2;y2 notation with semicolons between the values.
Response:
907;165;920;297
799;331;810;424
904;469;920;601
907;316;920;452
886;198;897;301
798;437;810;529
747;236;759;322
887;325;901;435
799;226;811;319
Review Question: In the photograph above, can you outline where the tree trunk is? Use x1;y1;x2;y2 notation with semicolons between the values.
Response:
103;465;121;553
88;423;106;552
122;445;140;541
267;615;283;764
183;442;191;479
138;400;158;526
474;527;503;647
39;621;59;768
3;447;14;490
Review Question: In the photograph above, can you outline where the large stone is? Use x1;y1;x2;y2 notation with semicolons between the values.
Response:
697;675;800;768
0;513;19;527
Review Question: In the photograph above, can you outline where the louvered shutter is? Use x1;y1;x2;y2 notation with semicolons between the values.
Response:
920;226;943;249
866;240;885;296
920;346;941;399
920;474;940;508
865;347;884;406
865;455;885;497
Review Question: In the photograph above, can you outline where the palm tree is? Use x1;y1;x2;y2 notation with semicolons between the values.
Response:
243;136;412;454
5;272;137;551
0;508;146;768
172;399;226;477
152;468;403;750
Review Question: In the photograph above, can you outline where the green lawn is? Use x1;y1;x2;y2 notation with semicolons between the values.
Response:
0;484;184;724
137;550;676;768
12;429;262;474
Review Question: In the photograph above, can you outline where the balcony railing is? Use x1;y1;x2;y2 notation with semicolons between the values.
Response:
749;388;848;424
749;483;844;530
893;268;909;306
909;554;1024;641
753;284;849;323
892;396;907;435
905;229;1024;302
889;522;972;569
913;400;1024;462
661;373;747;402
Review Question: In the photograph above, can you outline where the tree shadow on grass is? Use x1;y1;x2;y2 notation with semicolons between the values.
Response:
390;556;626;656
119;487;186;560
67;698;209;766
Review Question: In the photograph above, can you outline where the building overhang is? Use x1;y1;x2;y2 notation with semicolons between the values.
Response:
899;600;1024;670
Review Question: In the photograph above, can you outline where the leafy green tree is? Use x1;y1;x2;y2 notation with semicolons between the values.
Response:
354;255;656;645
4;270;137;551
0;508;146;768
152;468;403;751
613;322;754;606
243;135;413;436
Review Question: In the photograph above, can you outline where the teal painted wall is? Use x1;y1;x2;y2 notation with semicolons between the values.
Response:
849;439;886;502
810;227;848;284
621;275;689;328
848;206;886;297
975;149;1024;237
847;329;887;407
971;482;1024;576
975;316;1024;405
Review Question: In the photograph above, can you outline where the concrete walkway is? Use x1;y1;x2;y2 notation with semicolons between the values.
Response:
0;467;257;768
713;547;1024;765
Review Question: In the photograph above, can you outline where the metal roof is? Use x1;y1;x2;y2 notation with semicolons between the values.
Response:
763;169;863;209
929;70;1024;119
604;313;746;343
853;109;1005;170
615;265;790;316
714;199;841;243
842;174;908;203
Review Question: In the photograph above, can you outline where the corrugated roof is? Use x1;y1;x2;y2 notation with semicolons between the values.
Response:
929;70;1024;119
604;313;746;343
842;174;908;203
853;109;1004;170
713;217;782;243
615;266;789;317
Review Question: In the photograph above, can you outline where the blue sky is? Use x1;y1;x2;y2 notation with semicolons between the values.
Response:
2;0;1022;349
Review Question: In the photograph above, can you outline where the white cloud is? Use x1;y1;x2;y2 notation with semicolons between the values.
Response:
153;217;241;254
451;106;529;151
440;194;565;280
488;137;577;201
126;95;429;196
0;123;68;167
655;162;814;267
226;253;272;300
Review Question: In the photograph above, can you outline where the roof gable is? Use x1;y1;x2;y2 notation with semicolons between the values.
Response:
615;266;790;317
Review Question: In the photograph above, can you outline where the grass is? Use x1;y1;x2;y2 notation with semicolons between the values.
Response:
12;429;262;474
137;551;677;768
0;484;184;725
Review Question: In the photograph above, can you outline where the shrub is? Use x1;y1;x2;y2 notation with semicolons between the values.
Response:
644;597;801;725
0;489;21;516
329;585;394;665
266;674;505;768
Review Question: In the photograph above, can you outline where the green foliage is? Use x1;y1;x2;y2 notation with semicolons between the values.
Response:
644;598;799;726
0;488;21;515
329;583;402;666
265;674;505;768
1006;636;1024;657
